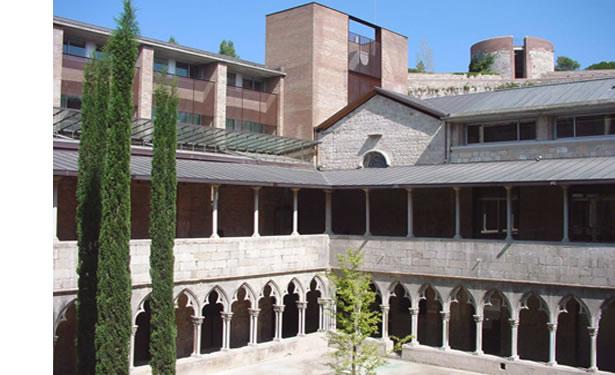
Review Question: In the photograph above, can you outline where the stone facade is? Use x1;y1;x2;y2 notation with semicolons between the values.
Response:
211;63;227;129
524;36;554;80
471;36;514;79
317;95;445;169
53;27;63;107
136;47;154;119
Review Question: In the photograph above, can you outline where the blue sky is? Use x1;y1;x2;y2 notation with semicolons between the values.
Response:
53;0;615;72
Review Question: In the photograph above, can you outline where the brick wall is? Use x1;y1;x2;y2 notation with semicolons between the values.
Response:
380;29;408;94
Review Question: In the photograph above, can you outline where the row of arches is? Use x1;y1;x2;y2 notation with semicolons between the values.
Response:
54;277;330;374
366;282;615;372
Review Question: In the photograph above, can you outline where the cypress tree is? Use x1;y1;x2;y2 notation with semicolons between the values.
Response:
76;54;109;375
95;1;138;373
149;82;178;374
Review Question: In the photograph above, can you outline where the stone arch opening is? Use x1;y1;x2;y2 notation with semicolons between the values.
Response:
230;286;251;349
388;283;411;345
598;299;615;372
418;285;443;347
201;290;223;353
368;283;383;338
54;301;77;375
556;296;590;368
449;287;476;352
283;281;300;338
518;294;549;362
306;278;322;334
175;292;195;359
134;298;152;367
258;284;277;343
362;150;389;168
483;290;511;357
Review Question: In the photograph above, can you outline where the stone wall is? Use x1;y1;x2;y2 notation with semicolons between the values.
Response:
136;47;154;119
317;95;445;169
407;72;520;99
53;27;63;107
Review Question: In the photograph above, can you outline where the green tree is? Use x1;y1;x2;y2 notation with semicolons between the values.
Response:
586;61;615;70
555;56;580;71
416;60;425;73
95;1;139;373
219;40;238;58
148;82;178;374
76;53;110;375
328;249;384;375
469;52;495;74
168;36;177;44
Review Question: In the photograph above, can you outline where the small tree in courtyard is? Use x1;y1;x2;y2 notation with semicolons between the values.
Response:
328;249;385;375
148;82;178;374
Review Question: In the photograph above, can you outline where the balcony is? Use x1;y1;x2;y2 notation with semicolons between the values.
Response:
348;31;381;78
153;72;215;127
226;85;279;134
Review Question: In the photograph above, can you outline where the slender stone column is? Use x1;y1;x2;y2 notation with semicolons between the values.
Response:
325;190;332;234
505;186;513;241
211;185;220;238
380;305;390;339
221;312;233;351
406;188;414;238
292;188;300;236
252;187;261;237
53;179;59;241
273;305;285;341
547;322;557;365
473;315;484;355
364;189;371;236
409;307;419;346
588;326;598;372
562;185;569;242
440;312;450;350
190;316;204;356
453;187;461;239
129;325;138;368
318;298;331;332
509;318;519;360
249;308;260;345
297;301;307;336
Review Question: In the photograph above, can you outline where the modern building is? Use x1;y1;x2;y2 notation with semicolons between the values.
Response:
53;3;615;375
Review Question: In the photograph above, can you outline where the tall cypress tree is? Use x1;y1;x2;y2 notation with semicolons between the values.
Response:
149;83;178;375
76;55;109;375
95;1;138;373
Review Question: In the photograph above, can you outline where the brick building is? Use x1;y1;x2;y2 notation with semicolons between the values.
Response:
53;3;615;375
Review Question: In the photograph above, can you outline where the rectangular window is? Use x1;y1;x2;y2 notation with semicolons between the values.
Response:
242;77;265;92
177;111;202;125
519;121;536;140
555;114;615;139
570;189;615;242
63;39;86;57
608;115;615;135
475;191;519;238
467;125;480;144
483;123;517;143
226;118;239;131
60;95;82;110
556;117;574;138
227;72;237;87
575;115;605;137
154;58;168;73
465;120;536;144
175;62;190;78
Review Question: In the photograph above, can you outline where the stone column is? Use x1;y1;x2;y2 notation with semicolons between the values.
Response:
409;307;419;346
547;322;557;366
317;298;329;332
53;179;59;241
406;188;414;238
509;319;519;360
252;187;261;237
249;308;260;345
562;185;569;242
273;305;285;341
453;187;461;239
325;190;332;234
53;27;63;107
136;46;154;119
440;311;450;350
364;189;371;236
211;185;220;238
190;316;204;356
505;186;513;241
221;312;233;351
292;188;300;236
129;325;138;368
588;326;598;372
473;314;484;355
297;301;307;336
213;63;228;129
380;305;390;339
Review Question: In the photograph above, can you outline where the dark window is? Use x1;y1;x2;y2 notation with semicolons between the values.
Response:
63;39;86;57
154;58;168;73
60;95;82;110
556;117;574;138
570;189;615;242
519;121;536;140
225;118;239;131
608;115;615;135
177;111;201;125
175;62;190;78
363;151;388;168
227;72;237;87
483;123;517;143
467;125;480;144
474;188;519;239
575;115;605;137
514;49;525;79
242;78;264;92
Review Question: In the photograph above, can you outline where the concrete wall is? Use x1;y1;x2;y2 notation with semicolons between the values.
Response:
136;47;154;119
317;95;445;169
380;29;408;94
53;27;64;107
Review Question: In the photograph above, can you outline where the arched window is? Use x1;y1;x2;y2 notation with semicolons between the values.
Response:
363;151;388;168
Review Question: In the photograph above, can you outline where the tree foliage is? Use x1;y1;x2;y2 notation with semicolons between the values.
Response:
555;56;580;71
76;53;110;375
469;52;495;74
328;249;384;375
585;61;615;70
149;81;178;375
219;40;238;58
168;36;177;44
95;1;139;373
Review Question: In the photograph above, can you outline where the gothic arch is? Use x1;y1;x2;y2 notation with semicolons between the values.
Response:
449;285;477;308
232;283;257;305
285;277;306;302
310;274;328;299
388;281;411;303
54;299;76;336
133;293;151;325
260;280;282;303
204;285;230;312
174;288;200;315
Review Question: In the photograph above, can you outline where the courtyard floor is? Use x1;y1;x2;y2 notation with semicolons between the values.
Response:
214;349;484;375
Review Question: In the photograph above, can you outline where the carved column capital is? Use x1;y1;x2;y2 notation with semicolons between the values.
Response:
473;314;484;323
273;304;285;313
508;318;519;328
190;316;204;325
408;307;419;316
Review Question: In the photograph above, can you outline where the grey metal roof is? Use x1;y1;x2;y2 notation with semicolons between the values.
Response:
423;78;615;119
55;147;615;188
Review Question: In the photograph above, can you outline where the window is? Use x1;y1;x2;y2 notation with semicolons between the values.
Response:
226;119;266;134
363;151;388;168
555;114;615;138
227;72;237;87
465;120;537;144
242;78;264;92
175;62;190;78
63;39;86;57
473;188;519;238
570;189;615;242
177;111;202;125
60;95;82;110
154;58;168;74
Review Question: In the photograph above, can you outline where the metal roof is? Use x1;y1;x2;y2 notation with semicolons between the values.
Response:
424;77;615;120
54;147;615;188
